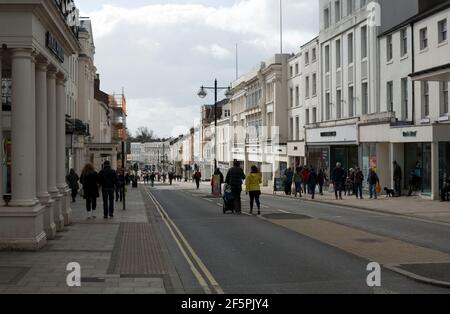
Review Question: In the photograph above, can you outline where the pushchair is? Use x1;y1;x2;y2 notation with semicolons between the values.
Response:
223;184;235;214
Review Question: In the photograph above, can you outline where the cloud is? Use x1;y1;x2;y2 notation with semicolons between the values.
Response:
79;0;319;137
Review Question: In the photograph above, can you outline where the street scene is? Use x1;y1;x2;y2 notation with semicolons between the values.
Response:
1;0;450;299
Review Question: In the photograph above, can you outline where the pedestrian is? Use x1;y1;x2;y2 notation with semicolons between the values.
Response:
344;169;354;196
331;162;346;200
169;172;174;185
393;161;402;197
441;175;450;202
246;165;262;215
98;161;118;219
80;164;99;220
212;168;225;195
293;167;303;198
150;172;155;187
115;169;125;203
302;166;310;195
66;169;80;203
308;167;318;200
367;168;380;199
193;170;202;189
317;169;327;196
225;160;246;214
354;167;364;199
284;168;294;196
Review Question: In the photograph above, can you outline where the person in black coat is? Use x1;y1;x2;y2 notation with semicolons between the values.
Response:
225;160;246;213
308;167;318;200
331;162;346;200
66;169;80;203
80;164;99;219
98;161;118;219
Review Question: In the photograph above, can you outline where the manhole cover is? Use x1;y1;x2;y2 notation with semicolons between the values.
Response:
397;263;450;283
0;266;31;285
356;238;384;244
262;213;312;220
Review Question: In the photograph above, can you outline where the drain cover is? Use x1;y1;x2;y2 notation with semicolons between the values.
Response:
262;213;312;220
397;263;450;283
0;266;31;285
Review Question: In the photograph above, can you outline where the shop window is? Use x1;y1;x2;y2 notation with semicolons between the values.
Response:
1;78;12;111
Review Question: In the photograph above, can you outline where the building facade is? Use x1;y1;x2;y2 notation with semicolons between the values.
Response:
0;0;81;249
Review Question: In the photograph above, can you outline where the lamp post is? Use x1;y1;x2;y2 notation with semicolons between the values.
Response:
198;79;233;172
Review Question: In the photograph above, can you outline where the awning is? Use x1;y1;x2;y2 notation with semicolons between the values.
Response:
409;63;450;81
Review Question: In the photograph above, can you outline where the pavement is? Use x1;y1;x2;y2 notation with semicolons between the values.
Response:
0;187;181;294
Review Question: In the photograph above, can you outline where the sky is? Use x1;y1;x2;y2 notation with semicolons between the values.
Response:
76;0;319;138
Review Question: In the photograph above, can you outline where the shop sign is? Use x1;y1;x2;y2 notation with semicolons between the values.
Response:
46;32;65;63
403;131;417;138
321;132;337;137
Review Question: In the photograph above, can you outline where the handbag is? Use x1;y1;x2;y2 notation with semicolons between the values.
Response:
376;183;382;194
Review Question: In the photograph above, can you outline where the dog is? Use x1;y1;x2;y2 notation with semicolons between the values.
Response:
384;188;395;198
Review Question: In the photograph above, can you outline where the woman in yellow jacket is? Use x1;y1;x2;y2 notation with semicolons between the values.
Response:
246;165;263;215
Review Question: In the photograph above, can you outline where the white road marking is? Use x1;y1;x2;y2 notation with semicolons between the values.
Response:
278;209;292;214
147;190;224;295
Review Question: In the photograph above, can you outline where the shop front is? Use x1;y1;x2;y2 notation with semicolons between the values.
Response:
287;141;306;169
306;124;359;176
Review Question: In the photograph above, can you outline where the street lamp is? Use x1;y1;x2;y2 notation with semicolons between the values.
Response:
197;79;233;172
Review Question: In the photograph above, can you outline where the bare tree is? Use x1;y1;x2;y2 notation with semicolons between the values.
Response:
134;127;156;143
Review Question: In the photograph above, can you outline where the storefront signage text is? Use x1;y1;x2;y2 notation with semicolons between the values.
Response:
320;132;337;137
46;32;65;63
403;131;418;138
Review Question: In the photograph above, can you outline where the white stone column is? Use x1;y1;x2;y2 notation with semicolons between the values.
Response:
47;67;64;231
36;60;56;239
10;49;38;206
56;75;72;225
0;49;46;250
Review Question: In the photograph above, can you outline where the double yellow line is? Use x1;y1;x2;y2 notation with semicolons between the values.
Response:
146;190;224;295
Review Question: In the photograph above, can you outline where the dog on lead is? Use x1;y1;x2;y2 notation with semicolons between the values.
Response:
384;188;395;198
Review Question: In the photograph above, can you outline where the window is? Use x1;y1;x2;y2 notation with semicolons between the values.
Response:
295;86;300;107
420;27;428;50
305;76;310;99
362;82;368;115
336;39;341;69
401;78;408;120
306;109;310;125
295;63;299;75
324;8;330;28
325;45;330;73
305;51;310;65
295;116;300;141
387;81;394;112
290;88;294;107
312;107;317;123
348;86;354;117
312;48;317;62
347;0;354;15
386;34;393;61
312;73;317;96
290;117;294;140
440;82;449;115
336;89;342;119
438;19;447;43
361;26;368;59
348;33;354;64
401;28;408;57
326;93;331;120
335;1;341;23
422;81;429;117
290;66;294;78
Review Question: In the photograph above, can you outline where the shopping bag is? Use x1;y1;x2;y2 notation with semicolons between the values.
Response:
376;184;382;194
328;184;334;194
315;185;320;194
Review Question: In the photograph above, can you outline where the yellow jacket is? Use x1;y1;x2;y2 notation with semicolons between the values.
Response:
246;173;262;192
